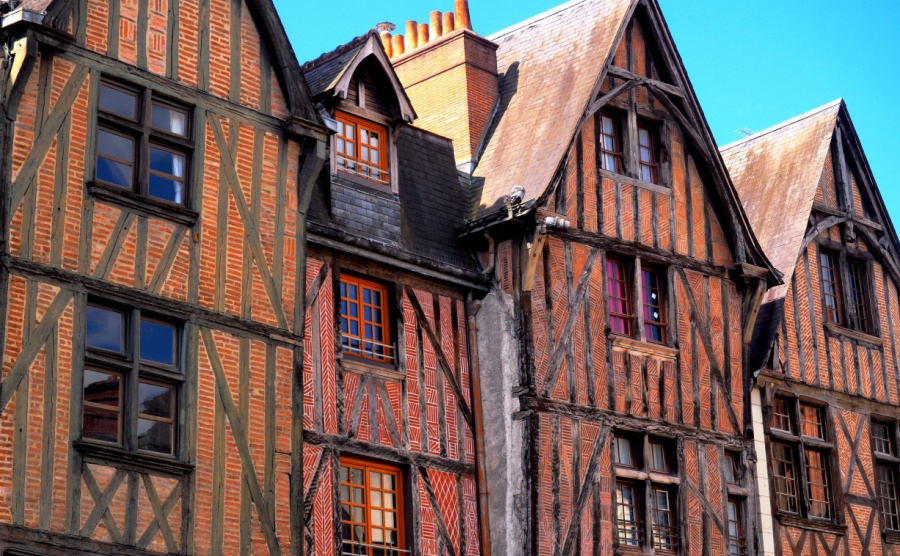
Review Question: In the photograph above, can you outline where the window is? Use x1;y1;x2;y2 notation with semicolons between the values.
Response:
599;112;624;173
769;396;836;521
818;247;875;336
637;123;659;184
607;259;633;336
82;303;182;457
727;498;747;556
641;268;667;344
873;420;900;532
339;458;405;555
96;81;191;206
614;433;678;551
724;452;741;484
340;275;395;365
335;112;389;187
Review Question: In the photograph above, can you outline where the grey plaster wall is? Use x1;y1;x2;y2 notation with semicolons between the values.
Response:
476;288;527;556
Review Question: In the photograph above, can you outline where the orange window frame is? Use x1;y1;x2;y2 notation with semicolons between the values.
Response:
339;457;405;555
335;111;390;186
340;275;393;363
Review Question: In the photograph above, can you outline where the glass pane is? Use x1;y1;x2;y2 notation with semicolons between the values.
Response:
352;506;364;523
370;132;379;148
83;404;120;443
100;85;137;119
352;487;364;503
383;493;395;510
150;148;186;178
152;103;188;136
340;485;350;501
371;509;383;526
138;382;174;419
97;158;133;188
140;319;177;365
370;471;381;489
383;473;394;490
149;175;185;204
346;124;354;141
98;130;135;162
84;370;121;408
86;306;124;352
371;490;382;507
371;528;384;543
137;417;173;454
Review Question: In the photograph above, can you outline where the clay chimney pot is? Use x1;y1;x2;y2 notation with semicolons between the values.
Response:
443;12;455;34
454;0;472;31
392;33;405;57
418;23;429;46
381;32;393;58
405;20;418;50
430;11;443;39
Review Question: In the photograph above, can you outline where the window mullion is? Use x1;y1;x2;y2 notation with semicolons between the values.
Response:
838;249;857;329
140;89;152;197
126;308;141;452
634;258;646;343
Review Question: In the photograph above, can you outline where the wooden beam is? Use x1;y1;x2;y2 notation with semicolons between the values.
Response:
420;468;459;556
607;64;685;98
559;425;611;556
584;79;641;120
3;37;38;117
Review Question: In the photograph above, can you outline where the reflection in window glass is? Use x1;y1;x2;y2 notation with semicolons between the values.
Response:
86;305;124;352
140;318;177;366
151;103;188;136
97;129;135;188
83;370;121;444
137;382;174;455
99;85;137;119
148;148;185;204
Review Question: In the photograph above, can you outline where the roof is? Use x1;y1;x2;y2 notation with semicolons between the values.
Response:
721;100;842;372
301;30;416;122
18;0;54;11
307;125;478;275
471;0;634;216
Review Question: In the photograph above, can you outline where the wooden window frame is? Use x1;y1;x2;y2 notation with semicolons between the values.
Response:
816;242;877;338
847;257;872;334
727;497;748;556
339;457;406;555
607;258;634;337
872;419;900;536
818;249;843;325
613;432;680;552
637;121;660;185
641;266;667;344
81;301;184;462
768;396;838;523
334;111;391;189
599;111;625;174
615;481;643;550
340;275;395;366
94;79;194;209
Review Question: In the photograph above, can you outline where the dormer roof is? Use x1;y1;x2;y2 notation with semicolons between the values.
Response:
302;30;417;123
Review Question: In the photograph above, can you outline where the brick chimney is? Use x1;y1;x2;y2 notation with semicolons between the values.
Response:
387;0;499;172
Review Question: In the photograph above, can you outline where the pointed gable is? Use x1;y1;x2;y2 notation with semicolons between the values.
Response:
472;0;634;215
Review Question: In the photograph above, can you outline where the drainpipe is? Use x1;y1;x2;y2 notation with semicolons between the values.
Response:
467;292;492;556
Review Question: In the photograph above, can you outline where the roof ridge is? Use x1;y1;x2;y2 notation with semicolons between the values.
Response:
487;0;596;41
300;30;374;73
720;98;843;151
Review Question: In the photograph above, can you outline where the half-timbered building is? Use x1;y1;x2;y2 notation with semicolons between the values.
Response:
379;0;780;554
0;0;329;554
724;101;900;556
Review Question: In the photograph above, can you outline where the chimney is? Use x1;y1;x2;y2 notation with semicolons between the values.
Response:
418;23;430;46
391;0;499;171
405;21;418;50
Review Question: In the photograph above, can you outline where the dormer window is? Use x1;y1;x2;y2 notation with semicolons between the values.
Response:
600;112;624;173
335;111;390;187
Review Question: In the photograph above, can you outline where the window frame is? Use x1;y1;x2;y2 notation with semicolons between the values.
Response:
599;111;625;174
339;274;396;367
94;79;194;209
339;457;406;555
641;265;668;344
607;258;634;337
80;301;184;461
637;121;660;185
334;110;391;189
606;256;670;346
816;243;877;337
872;418;900;535
727;497;748;556
768;395;838;523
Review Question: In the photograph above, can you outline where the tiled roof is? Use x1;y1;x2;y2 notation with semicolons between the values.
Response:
18;0;55;11
301;32;372;99
471;0;634;217
721;100;841;371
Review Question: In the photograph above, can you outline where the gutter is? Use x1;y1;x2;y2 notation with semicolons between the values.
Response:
0;7;43;29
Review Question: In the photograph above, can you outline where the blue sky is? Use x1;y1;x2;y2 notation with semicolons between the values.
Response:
275;0;900;224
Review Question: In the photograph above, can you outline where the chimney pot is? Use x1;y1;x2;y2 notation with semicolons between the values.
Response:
405;20;418;50
381;32;393;58
375;21;396;33
392;33;405;57
443;12;455;34
454;0;472;31
418;23;430;46
430;11;443;39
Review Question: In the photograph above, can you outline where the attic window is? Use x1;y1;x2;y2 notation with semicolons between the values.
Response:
335;111;389;187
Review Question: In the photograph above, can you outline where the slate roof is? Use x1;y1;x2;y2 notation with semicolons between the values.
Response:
307;125;478;274
471;0;634;216
18;0;54;10
301;32;371;99
721;100;842;371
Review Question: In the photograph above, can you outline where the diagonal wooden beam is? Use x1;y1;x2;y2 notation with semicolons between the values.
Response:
137;473;180;552
10;65;89;214
201;328;282;556
302;450;328;522
683;476;726;537
93;210;136;279
419;467;459;556
377;379;403;448
800;215;848;253
559;425;610;556
80;466;126;542
540;248;601;398
347;375;369;439
676;269;741;433
304;263;329;310
405;287;475;432
148;225;187;293
0;289;73;412
606;65;685;98
210;116;288;329
836;412;875;498
584;79;641;120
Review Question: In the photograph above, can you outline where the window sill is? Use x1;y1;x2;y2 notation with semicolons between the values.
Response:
884;530;900;545
610;334;678;360
88;181;199;228
333;170;394;195
824;322;882;347
341;355;405;381
598;167;671;196
776;513;846;535
74;440;194;476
